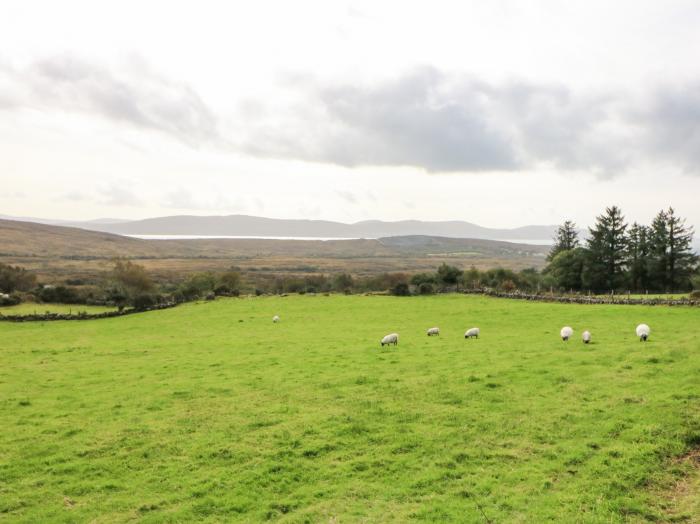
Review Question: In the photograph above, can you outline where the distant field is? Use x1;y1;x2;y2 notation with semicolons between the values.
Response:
0;303;117;315
1;295;698;522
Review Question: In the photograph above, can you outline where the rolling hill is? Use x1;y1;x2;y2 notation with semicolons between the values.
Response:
0;219;549;280
0;214;558;241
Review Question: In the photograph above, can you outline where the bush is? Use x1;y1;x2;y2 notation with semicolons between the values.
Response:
214;284;231;296
332;273;354;292
437;263;463;285
37;285;80;304
180;272;217;300
0;293;21;306
411;273;436;286
133;293;158;310
692;274;700;291
0;263;36;293
392;282;411;296
690;290;700;300
418;282;434;295
500;279;517;292
218;271;241;294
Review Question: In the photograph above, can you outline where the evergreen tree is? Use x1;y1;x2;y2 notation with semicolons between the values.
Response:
648;209;669;290
548;220;580;261
626;222;650;290
665;207;698;290
547;247;586;291
585;206;628;291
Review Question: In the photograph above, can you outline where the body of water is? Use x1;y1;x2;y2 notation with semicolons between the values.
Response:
126;234;553;245
126;234;366;241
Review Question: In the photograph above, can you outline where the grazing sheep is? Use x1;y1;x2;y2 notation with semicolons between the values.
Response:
636;323;650;341
560;326;573;341
464;327;480;339
272;315;280;323
381;333;399;346
582;330;591;344
427;327;440;336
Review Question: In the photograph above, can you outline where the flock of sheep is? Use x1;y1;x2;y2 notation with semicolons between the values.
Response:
559;324;651;343
272;315;651;346
382;326;480;346
380;324;651;347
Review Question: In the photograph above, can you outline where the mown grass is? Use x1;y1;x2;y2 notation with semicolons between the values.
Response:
1;295;698;522
0;303;117;315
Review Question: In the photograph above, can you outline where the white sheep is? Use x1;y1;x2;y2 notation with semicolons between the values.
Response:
560;326;573;341
582;330;591;344
272;315;280;323
426;327;440;336
381;333;399;346
464;327;480;339
636;324;650;342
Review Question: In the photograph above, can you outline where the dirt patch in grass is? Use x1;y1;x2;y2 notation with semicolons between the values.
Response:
659;448;700;522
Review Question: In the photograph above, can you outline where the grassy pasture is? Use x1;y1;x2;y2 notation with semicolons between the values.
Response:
1;295;698;522
0;303;117;316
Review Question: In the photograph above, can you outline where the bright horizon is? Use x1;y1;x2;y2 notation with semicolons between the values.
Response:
2;1;700;232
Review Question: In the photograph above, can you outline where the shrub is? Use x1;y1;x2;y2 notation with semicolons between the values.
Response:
37;285;80;304
0;263;36;293
692;274;700;291
133;293;158;310
500;279;517;292
218;271;241;294
411;273;436;286
332;273;354;292
690;290;700;300
392;282;411;296
437;263;463;285
418;282;434;295
214;284;231;296
0;292;21;306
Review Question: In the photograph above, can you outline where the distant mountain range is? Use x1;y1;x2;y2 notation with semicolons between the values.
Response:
0;214;558;242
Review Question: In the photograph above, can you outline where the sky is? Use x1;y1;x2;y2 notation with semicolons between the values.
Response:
1;0;700;230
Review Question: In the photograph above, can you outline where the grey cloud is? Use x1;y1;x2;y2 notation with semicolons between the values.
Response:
1;55;219;146
236;68;700;175
634;84;700;174
243;68;520;172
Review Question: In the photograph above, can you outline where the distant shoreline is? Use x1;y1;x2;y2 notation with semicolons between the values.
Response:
124;234;553;245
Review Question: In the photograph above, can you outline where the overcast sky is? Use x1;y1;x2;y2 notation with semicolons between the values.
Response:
1;0;700;230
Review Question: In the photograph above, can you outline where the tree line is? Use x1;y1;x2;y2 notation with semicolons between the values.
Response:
546;206;698;292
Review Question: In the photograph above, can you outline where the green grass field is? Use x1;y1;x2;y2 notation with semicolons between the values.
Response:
0;303;117;316
1;295;698;522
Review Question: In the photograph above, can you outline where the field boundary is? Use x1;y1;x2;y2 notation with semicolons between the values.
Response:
0;302;178;322
466;289;700;306
2;291;697;322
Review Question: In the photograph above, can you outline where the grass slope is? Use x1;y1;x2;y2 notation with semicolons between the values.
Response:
1;295;698;522
0;303;117;315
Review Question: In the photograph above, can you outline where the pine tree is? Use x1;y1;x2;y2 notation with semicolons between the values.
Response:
585;206;628;291
626;222;650;291
648;209;669;290
547;220;580;261
665;207;698;290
